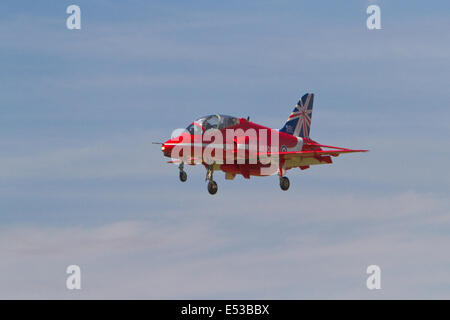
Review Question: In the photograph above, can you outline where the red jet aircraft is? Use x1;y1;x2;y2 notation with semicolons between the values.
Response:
157;93;367;194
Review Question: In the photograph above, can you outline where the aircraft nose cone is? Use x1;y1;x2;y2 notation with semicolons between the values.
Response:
161;140;173;157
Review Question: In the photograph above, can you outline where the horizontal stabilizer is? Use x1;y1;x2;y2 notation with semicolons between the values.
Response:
254;149;368;157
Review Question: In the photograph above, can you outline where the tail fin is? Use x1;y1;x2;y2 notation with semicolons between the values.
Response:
280;93;314;138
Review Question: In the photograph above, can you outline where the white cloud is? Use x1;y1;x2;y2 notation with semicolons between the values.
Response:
0;190;449;299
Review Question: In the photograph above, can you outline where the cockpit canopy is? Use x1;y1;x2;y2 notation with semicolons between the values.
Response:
186;114;239;134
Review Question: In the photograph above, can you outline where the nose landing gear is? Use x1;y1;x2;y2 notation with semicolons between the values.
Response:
179;162;187;182
179;171;187;182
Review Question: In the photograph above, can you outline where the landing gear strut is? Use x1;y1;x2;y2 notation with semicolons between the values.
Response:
179;162;187;182
206;165;218;195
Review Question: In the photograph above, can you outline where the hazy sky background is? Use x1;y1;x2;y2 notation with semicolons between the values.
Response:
0;0;449;298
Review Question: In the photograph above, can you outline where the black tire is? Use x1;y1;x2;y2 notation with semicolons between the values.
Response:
280;176;290;191
179;171;187;182
207;181;218;195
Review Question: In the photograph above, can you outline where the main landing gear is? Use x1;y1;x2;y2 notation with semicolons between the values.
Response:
206;165;218;195
279;176;290;191
278;163;290;191
179;162;187;182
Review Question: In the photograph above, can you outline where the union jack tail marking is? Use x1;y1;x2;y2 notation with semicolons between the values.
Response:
280;93;314;138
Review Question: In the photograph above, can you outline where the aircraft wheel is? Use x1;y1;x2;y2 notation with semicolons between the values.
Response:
179;171;187;182
280;176;290;191
207;181;218;195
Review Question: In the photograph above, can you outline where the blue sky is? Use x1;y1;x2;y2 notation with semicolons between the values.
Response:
0;0;449;298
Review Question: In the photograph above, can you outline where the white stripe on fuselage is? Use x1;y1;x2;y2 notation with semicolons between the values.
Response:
166;137;304;151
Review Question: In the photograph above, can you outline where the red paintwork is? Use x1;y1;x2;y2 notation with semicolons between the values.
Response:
162;118;367;179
